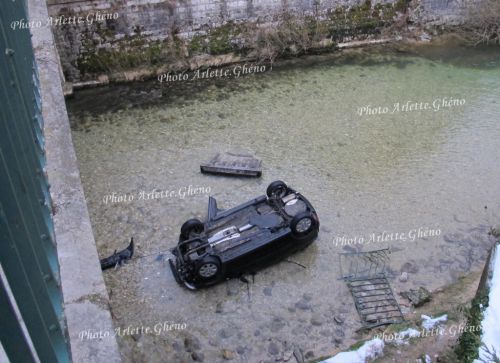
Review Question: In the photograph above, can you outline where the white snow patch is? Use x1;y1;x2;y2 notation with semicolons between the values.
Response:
321;338;384;363
392;328;422;345
476;244;500;362
421;314;447;330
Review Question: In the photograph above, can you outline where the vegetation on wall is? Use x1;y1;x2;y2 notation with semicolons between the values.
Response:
75;0;411;78
454;286;488;362
460;0;500;45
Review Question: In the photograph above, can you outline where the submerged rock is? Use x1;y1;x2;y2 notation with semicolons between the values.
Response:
222;349;235;360
400;287;431;307
490;225;500;238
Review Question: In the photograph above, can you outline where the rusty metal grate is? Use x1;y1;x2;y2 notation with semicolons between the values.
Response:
340;249;404;328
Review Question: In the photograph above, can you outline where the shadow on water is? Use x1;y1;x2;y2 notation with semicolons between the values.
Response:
66;41;500;125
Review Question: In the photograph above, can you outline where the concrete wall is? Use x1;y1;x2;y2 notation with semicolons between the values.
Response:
27;0;122;362
417;0;469;25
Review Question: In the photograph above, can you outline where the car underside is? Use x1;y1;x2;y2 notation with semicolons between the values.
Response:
169;180;319;290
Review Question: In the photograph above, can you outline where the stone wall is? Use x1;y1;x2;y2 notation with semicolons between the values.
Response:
416;0;469;26
44;0;467;82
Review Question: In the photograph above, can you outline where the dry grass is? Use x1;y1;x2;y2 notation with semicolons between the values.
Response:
460;0;500;45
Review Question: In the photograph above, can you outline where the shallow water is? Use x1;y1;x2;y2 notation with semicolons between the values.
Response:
68;43;500;362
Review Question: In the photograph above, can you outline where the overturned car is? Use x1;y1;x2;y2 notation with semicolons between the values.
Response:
169;181;319;289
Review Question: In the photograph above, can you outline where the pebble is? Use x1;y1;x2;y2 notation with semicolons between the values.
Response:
283;350;294;361
236;346;245;354
302;293;313;302
208;339;219;347
310;314;323;326
295;301;311;310
293;348;305;363
215;302;223;313
270;317;286;332
491;225;500;237
335;328;345;337
333;337;343;344
320;329;332;337
400;272;409;282
222;349;235;360
218;328;235;339
172;341;183;352
401;261;419;274
191;352;204;362
334;316;344;325
268;342;280;355
263;287;273;296
226;283;239;296
183;336;200;352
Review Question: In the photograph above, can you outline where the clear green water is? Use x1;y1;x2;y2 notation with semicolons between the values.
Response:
68;43;500;362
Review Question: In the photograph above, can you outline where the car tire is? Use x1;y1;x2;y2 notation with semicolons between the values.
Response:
180;219;204;241
196;256;221;280
291;212;316;237
266;180;288;199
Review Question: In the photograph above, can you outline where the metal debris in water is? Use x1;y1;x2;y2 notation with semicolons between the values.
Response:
339;248;404;328
200;152;262;177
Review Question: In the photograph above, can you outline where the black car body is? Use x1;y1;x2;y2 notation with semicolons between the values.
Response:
169;181;319;289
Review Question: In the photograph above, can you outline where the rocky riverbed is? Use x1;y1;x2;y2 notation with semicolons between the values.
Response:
67;42;500;362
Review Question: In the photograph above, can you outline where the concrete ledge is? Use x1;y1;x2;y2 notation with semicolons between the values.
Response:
26;0;121;362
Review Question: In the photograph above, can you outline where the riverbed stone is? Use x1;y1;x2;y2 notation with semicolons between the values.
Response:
283;349;294;361
400;287;431;307
270;317;286;332
183;336;200;352
491;225;500;238
293;348;305;363
333;337;343;345
310;314;323;326
401;261;419;274
320;329;332;337
236;346;246;354
335;328;345;337
268;342;280;355
191;352;204;361
208;338;220;347
303;293;313;301
295;301;311;310
172;341;183;352
222;349;235;360
215;302;223;313
218;328;235;339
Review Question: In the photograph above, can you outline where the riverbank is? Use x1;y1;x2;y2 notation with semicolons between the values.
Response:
52;0;481;93
65;29;454;95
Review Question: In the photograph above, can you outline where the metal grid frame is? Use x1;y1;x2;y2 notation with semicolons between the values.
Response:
339;249;404;328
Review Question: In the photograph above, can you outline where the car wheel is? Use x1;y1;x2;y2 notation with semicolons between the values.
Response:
291;212;316;237
266;180;288;199
196;256;221;280
180;219;204;241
